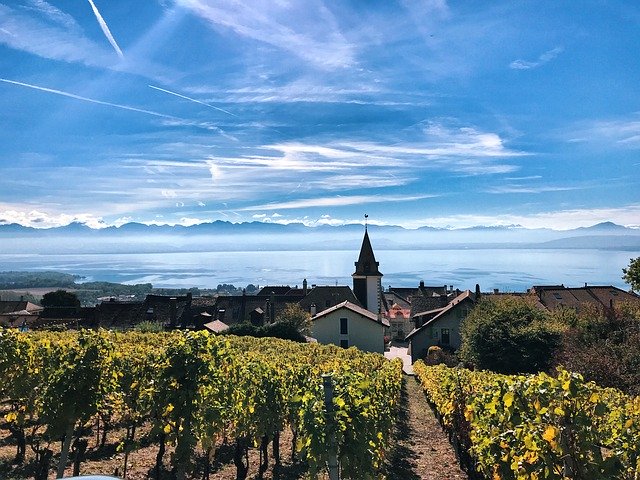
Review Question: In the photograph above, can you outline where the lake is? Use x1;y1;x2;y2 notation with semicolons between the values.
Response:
0;248;636;292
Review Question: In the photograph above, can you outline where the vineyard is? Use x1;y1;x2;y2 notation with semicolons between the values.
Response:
0;329;403;479
413;361;640;480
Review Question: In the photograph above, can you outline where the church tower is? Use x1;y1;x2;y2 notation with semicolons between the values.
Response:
352;226;383;314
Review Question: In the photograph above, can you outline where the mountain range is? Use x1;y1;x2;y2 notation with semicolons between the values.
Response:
0;220;638;255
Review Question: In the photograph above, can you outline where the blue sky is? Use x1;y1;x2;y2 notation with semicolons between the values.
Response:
1;0;639;230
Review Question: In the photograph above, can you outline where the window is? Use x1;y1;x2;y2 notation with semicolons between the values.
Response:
441;328;450;345
340;339;349;348
553;293;562;300
340;317;348;335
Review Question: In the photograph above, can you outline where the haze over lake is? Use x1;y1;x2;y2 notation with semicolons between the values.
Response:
0;248;634;293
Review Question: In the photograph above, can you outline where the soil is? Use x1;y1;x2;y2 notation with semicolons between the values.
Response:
0;375;468;479
384;375;468;480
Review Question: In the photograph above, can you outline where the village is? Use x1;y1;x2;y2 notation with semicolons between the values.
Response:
2;227;639;369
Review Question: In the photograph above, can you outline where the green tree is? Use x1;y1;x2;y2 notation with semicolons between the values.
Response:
460;296;563;374
41;289;80;308
622;257;640;292
275;303;312;335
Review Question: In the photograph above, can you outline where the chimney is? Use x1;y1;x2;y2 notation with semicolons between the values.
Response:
303;278;308;296
475;284;481;300
20;295;24;302
419;280;425;288
584;282;588;288
493;288;499;294
311;304;317;316
187;292;193;304
169;297;177;328
450;285;454;293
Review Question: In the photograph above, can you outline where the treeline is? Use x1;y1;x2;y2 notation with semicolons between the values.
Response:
0;271;79;289
0;330;402;480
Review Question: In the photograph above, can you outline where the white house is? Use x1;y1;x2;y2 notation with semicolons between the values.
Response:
311;300;390;353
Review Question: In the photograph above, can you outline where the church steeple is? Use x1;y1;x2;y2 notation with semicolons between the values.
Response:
353;229;382;277
353;223;383;313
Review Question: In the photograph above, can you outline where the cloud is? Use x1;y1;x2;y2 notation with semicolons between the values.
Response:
565;117;640;147
485;185;584;194
240;194;437;211
0;78;173;118
0;3;114;68
510;46;564;70
0;206;106;229
87;0;124;58
0;78;229;134
404;204;640;230
148;84;237;117
173;0;355;69
24;0;80;31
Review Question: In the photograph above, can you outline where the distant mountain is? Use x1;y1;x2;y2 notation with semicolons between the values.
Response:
0;220;640;248
575;221;629;232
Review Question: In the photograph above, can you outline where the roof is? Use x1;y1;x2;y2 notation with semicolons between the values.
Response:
406;290;474;340
384;291;411;309
312;300;391;327
353;229;382;276
256;285;293;296
203;319;229;333
0;300;43;315
298;285;361;311
531;285;640;312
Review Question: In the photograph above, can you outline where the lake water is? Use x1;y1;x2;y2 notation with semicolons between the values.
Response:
0;248;636;292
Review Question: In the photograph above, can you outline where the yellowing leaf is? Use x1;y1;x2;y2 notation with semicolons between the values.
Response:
503;391;514;408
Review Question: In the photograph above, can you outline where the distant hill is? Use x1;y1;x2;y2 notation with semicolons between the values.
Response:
0;220;638;253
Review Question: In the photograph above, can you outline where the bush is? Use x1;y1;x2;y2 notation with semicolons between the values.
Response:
224;322;306;342
460;296;562;374
553;302;640;395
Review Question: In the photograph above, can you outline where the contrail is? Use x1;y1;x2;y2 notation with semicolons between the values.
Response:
0;78;173;118
148;85;237;117
87;0;124;58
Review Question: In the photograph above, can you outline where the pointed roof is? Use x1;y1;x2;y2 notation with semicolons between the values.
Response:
353;229;382;276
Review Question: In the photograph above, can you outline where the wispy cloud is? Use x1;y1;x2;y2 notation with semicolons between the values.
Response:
0;3;114;67
565;117;640;147
0;78;173;118
86;0;124;58
23;0;80;31
148;84;237;117
510;46;563;70
173;0;355;69
485;185;583;194
240;194;437;211
0;78;231;135
406;204;640;230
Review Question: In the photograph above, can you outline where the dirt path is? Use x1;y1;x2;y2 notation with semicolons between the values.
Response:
384;375;468;480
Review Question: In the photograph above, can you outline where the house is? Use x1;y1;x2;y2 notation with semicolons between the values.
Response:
530;284;640;313
299;285;361;314
406;290;476;363
203;318;229;334
0;299;43;328
311;300;390;353
385;296;411;341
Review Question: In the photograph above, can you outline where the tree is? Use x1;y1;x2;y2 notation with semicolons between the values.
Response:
459;296;562;374
275;303;312;336
622;257;640;292
41;289;80;308
553;302;640;395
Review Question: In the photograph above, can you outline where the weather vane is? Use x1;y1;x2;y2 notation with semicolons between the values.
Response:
364;213;368;230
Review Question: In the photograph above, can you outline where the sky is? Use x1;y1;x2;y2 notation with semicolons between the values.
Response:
0;0;639;230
